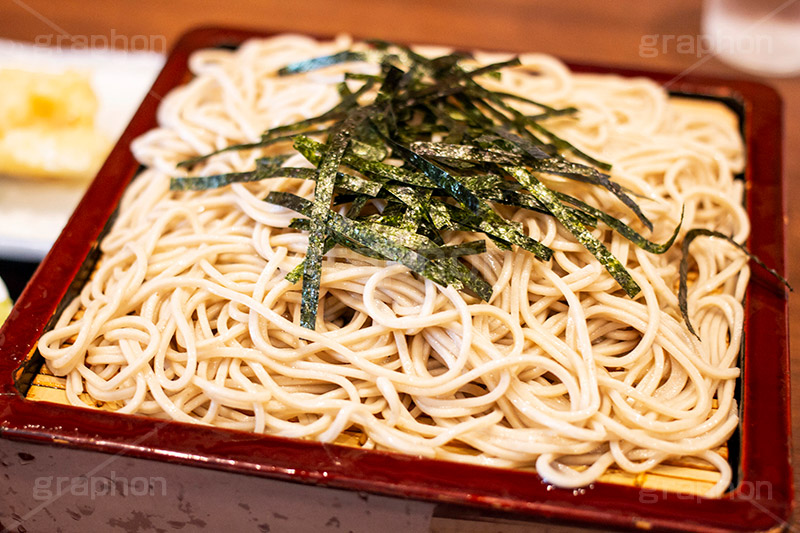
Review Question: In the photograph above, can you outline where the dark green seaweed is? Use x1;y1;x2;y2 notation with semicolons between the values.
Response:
679;229;791;338
267;192;492;300
299;106;377;328
505;165;640;297
169;40;786;333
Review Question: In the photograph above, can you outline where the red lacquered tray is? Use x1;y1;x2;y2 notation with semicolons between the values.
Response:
0;26;791;532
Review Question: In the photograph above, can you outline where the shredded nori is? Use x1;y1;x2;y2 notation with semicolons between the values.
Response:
678;229;791;338
267;191;493;301
299;106;376;328
277;50;386;75
168;40;788;332
505;165;640;297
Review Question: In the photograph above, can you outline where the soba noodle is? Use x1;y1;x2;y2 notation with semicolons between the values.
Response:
38;34;749;496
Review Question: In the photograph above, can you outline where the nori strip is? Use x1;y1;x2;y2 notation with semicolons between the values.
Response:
262;77;376;138
170;164;381;196
388;139;552;260
432;199;549;257
476;132;651;231
278;50;386;75
400;57;520;107
366;39;459;70
488;127;553;160
350;130;388;161
447;171;597;226
170;154;291;190
267;192;492;300
505;165;640;297
467;90;652;231
475;106;651;232
458;172;508;193
300;106;374;329
480;95;652;233
332;172;384;196
285;193;372;283
296;135;437;189
420;240;486;259
382;183;432;230
480;90;577;118
678;228;791;338
527;107;579;121
176;133;300;169
469;83;612;171
290;219;484;262
459;57;521;79
170;170;267;191
557;193;681;254
529;157;653;231
478;186;598;227
527;120;611;171
408;141;523;166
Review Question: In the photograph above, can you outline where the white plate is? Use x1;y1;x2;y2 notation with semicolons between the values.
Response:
0;40;164;261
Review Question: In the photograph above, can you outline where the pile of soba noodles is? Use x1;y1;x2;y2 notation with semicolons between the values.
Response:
38;34;750;496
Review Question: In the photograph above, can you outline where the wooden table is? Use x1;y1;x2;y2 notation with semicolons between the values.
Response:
1;0;797;528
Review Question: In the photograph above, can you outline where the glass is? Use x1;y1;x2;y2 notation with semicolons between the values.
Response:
702;0;800;77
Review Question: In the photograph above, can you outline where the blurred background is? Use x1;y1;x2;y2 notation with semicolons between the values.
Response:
0;0;797;529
